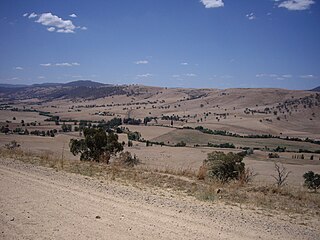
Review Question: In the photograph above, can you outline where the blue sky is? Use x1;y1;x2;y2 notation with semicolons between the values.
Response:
0;0;319;89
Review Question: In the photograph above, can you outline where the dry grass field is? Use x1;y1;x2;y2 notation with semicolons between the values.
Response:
1;86;319;187
0;85;320;239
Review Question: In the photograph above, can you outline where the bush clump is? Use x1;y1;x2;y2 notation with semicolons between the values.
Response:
118;151;139;167
175;141;186;147
69;128;123;163
303;171;320;192
202;151;245;183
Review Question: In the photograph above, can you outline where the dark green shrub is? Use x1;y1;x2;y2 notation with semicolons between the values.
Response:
203;151;245;183
268;153;279;158
175;141;186;147
303;171;320;192
69;128;123;163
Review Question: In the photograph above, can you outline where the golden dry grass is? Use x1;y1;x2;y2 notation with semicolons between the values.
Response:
1;147;319;218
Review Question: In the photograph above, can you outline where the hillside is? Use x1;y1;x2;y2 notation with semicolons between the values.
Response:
0;80;124;100
311;86;320;92
1;82;319;139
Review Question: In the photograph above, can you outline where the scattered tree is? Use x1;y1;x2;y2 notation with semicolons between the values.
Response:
303;171;320;192
175;141;186;147
272;162;291;188
69;128;123;163
202;151;245;183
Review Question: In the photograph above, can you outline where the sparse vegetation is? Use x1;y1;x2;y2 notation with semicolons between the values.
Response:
5;140;20;150
272;162;291;188
117;151;139;167
175;141;186;147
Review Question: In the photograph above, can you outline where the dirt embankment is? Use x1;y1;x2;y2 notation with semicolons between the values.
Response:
0;158;319;240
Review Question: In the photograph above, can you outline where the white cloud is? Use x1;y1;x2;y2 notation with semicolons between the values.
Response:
256;73;278;78
38;76;45;79
246;13;256;20
56;29;74;33
181;62;188;65
36;13;76;33
135;60;149;64
23;13;28;17
28;12;37;19
300;74;316;79
47;27;55;32
81;26;87;30
200;0;224;8
279;0;315;11
137;73;152;78
185;73;197;77
15;67;23;70
40;63;52;67
69;13;77;18
256;73;295;79
40;62;79;67
282;74;292;78
172;74;181;78
56;62;80;67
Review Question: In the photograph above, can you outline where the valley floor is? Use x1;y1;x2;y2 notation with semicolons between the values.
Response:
0;158;319;240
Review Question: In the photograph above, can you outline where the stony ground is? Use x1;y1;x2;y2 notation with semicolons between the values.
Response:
0;158;319;240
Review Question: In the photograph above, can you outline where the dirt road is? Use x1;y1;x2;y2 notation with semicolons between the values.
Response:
0;158;319;240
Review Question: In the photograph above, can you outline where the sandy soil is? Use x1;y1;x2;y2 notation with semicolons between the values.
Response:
1;158;319;240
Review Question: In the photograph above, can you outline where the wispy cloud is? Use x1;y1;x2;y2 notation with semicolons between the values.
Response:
40;62;80;67
28;12;37;19
136;73;152;78
14;67;23;70
300;74;316;79
200;0;224;8
40;63;52;67
69;13;77;18
55;62;80;67
171;74;181;78
38;76;45;79
278;0;315;11
171;73;197;79
23;13;28;17
181;62;189;66
256;73;293;80
246;13;256;20
135;60;149;65
282;74;292;78
185;73;197;77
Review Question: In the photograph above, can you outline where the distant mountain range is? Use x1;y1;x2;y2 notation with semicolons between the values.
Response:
0;80;107;89
0;80;319;101
0;80;124;100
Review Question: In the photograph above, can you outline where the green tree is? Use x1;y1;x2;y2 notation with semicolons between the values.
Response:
203;151;245;183
61;123;72;132
303;171;320;192
69;128;123;163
